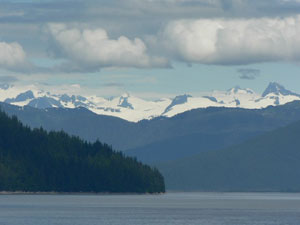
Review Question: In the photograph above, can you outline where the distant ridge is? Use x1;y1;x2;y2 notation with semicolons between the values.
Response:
157;120;300;192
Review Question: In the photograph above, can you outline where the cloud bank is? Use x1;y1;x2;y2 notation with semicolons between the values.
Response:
0;41;29;71
160;16;300;65
47;24;169;71
2;1;300;72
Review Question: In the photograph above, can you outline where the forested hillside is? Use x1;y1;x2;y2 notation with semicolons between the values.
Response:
157;120;300;192
0;111;165;193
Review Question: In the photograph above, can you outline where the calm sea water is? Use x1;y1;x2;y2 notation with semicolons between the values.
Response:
1;192;300;225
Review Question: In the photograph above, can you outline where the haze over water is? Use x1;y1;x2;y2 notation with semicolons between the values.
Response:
1;192;300;225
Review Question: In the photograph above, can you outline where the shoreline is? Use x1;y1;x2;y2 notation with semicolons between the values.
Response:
0;191;165;195
1;191;300;195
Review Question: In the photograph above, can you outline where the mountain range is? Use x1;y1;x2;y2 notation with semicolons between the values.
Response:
2;100;300;164
2;82;300;191
1;82;300;122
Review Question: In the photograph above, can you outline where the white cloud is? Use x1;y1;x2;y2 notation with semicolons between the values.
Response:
47;23;169;71
0;41;29;71
160;15;300;65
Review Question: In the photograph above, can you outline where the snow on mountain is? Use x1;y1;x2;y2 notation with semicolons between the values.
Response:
1;82;300;122
210;86;261;109
162;95;221;118
88;94;172;122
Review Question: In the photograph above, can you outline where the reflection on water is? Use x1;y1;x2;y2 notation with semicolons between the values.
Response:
1;192;300;225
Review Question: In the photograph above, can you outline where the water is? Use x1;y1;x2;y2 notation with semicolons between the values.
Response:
1;192;300;225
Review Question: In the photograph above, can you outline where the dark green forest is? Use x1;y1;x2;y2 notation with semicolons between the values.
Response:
0;111;165;193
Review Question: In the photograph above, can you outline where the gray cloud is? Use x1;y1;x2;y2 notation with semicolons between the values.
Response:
237;68;260;80
0;75;18;83
2;1;300;34
1;0;300;72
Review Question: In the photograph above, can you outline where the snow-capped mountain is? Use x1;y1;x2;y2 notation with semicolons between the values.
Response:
1;82;300;122
262;82;300;97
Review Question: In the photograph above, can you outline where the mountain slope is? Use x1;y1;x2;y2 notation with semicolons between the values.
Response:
0;111;165;193
0;103;134;150
157;120;300;192
125;100;300;163
125;130;262;164
3;101;300;164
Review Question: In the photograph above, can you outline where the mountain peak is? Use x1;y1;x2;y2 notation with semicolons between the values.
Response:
163;94;192;114
118;93;134;109
5;90;35;104
262;82;299;97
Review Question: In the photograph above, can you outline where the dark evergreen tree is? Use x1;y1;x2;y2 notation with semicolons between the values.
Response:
0;111;165;193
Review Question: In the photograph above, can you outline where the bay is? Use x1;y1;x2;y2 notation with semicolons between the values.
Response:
1;192;300;225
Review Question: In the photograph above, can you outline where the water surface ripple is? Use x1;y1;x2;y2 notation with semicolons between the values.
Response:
1;192;300;225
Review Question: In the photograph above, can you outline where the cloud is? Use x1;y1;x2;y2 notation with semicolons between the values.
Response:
0;41;31;72
102;82;125;88
47;23;169;71
237;68;260;80
0;75;18;83
3;1;300;72
159;15;300;65
4;1;298;53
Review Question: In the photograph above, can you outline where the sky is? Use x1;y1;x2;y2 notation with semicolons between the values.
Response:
1;0;300;98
